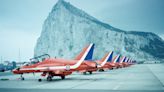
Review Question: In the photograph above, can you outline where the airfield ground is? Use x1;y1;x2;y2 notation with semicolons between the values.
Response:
0;64;164;92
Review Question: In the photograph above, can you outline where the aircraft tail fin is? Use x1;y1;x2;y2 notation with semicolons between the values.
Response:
99;51;113;67
100;51;113;62
128;59;132;63
123;57;126;62
125;58;129;62
120;56;126;63
70;43;95;69
75;43;94;61
113;55;120;63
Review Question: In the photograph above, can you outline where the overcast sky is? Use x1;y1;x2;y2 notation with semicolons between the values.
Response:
0;0;164;62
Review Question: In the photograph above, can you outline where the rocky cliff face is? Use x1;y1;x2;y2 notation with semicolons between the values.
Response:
34;0;164;62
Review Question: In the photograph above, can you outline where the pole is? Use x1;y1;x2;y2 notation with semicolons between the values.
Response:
18;48;21;62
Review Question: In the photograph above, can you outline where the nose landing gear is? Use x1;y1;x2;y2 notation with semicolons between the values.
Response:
20;74;25;80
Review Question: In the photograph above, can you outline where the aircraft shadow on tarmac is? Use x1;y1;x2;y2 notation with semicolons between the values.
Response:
10;76;109;82
0;71;119;82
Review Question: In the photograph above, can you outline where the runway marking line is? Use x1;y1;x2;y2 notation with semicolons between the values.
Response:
146;65;164;87
113;82;123;90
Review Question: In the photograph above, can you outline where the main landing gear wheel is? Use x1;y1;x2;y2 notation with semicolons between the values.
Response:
38;79;42;82
20;74;25;80
89;71;92;74
61;76;65;80
47;76;52;81
21;77;25;80
99;69;104;72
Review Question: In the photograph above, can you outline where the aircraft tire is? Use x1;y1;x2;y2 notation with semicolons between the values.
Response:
89;71;92;74
99;69;104;72
21;77;25;80
61;76;65;80
38;79;42;82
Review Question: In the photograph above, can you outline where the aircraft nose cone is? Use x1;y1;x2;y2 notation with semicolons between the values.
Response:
12;68;20;74
12;69;17;74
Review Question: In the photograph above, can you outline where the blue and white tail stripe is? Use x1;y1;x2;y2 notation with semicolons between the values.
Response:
84;44;94;60
125;58;129;62
123;57;126;62
113;55;120;63
98;51;113;67
128;58;131;63
70;43;94;69
120;56;126;63
107;51;113;62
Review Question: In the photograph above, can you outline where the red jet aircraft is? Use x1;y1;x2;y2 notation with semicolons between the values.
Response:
13;43;97;81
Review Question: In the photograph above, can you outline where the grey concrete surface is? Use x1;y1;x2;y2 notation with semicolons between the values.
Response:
0;64;164;91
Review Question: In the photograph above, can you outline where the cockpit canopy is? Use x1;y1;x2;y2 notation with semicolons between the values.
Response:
24;54;50;65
